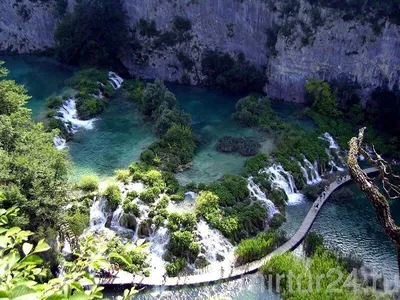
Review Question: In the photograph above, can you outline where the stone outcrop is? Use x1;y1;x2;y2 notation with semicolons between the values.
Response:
0;0;399;103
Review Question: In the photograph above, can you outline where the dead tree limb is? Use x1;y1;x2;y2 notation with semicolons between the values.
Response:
348;127;400;275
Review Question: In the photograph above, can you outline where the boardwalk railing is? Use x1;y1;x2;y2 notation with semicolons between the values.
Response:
97;167;378;287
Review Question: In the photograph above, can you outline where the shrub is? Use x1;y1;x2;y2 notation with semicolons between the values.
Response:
45;94;63;109
139;187;161;203
66;211;89;236
165;258;186;277
232;95;283;129
167;230;200;262
115;169;130;183
75;92;106;120
78;175;99;192
140;149;156;165
126;190;139;200
260;249;379;299
269;213;286;229
244;153;269;175
167;213;196;232
170;192;185;202
125;78;144;102
303;231;324;257
235;230;286;264
207;175;248;207
138;19;159;37
177;52;194;70
122;201;140;217
104;184;122;211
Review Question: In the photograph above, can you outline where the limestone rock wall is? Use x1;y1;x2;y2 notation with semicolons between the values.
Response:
0;0;399;102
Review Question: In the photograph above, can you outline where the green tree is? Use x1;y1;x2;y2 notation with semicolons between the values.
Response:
0;62;71;235
54;0;128;66
0;206;106;299
306;78;341;117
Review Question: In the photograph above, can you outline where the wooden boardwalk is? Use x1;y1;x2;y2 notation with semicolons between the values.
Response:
97;167;378;287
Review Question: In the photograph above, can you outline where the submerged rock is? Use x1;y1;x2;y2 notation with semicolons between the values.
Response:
215;136;261;156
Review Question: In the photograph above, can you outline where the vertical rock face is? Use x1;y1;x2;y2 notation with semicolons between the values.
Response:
0;0;59;52
120;0;274;83
268;19;400;102
0;0;399;103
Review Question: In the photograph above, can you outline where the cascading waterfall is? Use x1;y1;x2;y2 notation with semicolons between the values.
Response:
298;156;322;185
56;98;97;133
53;135;67;150
148;226;170;280
247;177;279;219
110;205;135;237
89;197;108;231
108;71;124;89
53;71;123;150
196;220;234;269
319;132;345;173
261;164;304;205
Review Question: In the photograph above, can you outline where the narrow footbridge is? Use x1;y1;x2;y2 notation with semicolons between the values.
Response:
97;167;378;287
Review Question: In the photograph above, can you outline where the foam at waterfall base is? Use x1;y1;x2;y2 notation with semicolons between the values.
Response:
56;98;97;133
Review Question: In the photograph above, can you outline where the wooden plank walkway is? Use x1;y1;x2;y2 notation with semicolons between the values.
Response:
97;167;378;287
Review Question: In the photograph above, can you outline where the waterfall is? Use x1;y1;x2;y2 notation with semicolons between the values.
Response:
108;71;124;89
319;132;346;173
299;156;322;185
320;132;339;149
247;177;279;219
89;197;108;231
185;191;197;201
196;220;234;267
53;135;67;150
148;226;170;280
56;98;97;133
110;205;135;237
325;149;345;173
260;164;304;205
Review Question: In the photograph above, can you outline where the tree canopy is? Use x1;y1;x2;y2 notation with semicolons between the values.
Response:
54;0;128;66
0;61;70;237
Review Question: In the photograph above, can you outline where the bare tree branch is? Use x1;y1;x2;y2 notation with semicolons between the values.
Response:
348;128;400;274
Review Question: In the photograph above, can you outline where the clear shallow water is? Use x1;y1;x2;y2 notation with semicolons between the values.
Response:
0;55;74;121
169;84;274;185
67;91;157;180
2;55;398;298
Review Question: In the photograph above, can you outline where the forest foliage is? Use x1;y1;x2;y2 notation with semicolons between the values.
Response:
54;0;128;66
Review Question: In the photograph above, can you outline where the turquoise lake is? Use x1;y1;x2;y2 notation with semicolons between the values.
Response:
1;55;398;299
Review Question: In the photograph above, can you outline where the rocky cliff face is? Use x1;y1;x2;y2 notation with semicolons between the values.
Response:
1;0;399;103
0;0;58;52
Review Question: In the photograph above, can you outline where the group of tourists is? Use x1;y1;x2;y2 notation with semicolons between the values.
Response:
97;264;120;278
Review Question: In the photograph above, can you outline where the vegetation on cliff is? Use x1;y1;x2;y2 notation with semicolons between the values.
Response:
54;0;128;66
201;51;267;93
